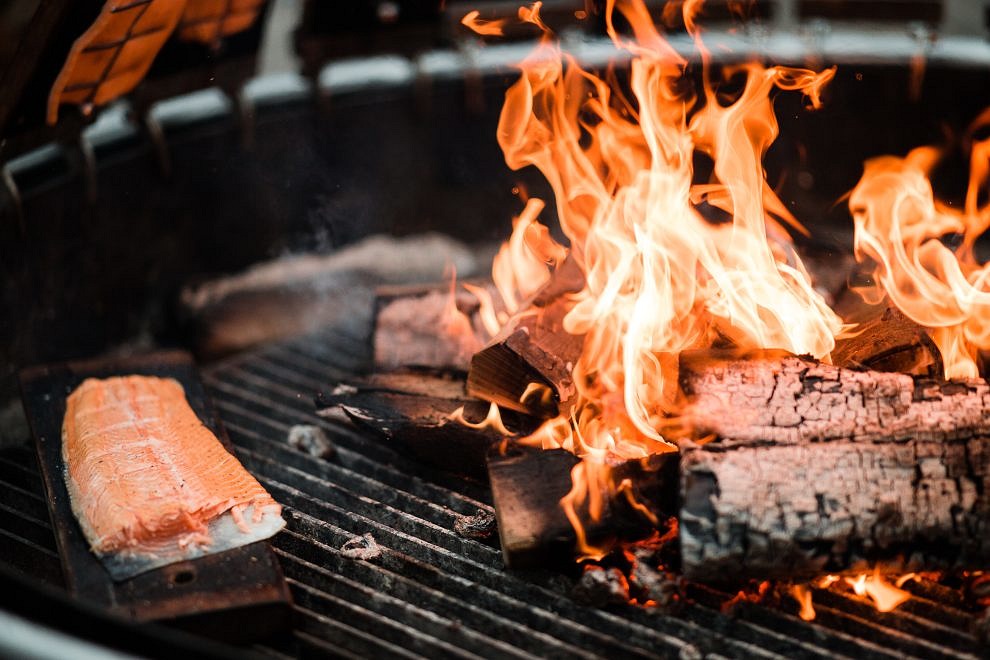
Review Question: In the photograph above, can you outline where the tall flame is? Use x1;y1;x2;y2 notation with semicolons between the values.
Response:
489;0;841;548
850;110;990;377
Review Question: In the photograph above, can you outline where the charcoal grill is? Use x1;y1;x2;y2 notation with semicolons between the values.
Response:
3;304;986;658
3;1;990;657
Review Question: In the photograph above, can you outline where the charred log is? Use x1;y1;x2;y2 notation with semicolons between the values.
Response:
315;369;537;478
678;351;990;582
467;257;586;418
830;297;943;376
487;446;678;568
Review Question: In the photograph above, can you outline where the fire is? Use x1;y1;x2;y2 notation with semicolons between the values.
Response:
448;402;514;435
846;570;912;613
483;0;842;554
849;109;990;378
789;570;913;621
789;583;815;621
461;10;508;36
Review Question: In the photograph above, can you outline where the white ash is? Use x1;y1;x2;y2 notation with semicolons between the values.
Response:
287;425;334;459
340;533;382;561
329;383;358;396
454;510;496;540
630;559;682;613
315;406;353;424
571;566;629;607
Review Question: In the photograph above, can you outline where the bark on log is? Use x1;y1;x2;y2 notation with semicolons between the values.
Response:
467;257;585;417
315;370;537;478
678;351;990;582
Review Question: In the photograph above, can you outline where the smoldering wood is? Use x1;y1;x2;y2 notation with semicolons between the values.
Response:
315;369;537;478
372;280;498;372
178;234;482;358
487;447;678;569
830;295;943;376
677;351;990;582
467;257;586;418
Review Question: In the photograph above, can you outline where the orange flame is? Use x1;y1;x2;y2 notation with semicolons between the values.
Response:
461;10;508;36
491;198;559;315
850;109;990;377
789;583;816;621
448;402;514;435
486;0;842;552
845;569;912;613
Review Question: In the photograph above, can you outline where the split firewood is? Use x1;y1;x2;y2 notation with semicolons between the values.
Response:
830;294;943;376
677;350;990;582
373;280;500;372
485;352;990;577
467;256;585;417
179;233;481;358
488;447;678;568
315;369;537;478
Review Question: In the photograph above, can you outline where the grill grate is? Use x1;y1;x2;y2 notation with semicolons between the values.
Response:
0;313;986;658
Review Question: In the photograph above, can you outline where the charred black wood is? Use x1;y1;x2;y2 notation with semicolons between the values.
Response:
315;369;537;478
487;446;678;569
678;351;990;582
467;257;586;418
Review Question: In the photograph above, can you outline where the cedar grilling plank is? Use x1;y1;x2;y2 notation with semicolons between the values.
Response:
19;350;291;642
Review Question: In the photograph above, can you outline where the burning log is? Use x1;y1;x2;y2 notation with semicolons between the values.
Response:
315;369;537;478
467;256;585;417
484;351;990;578
372;281;498;372
179;233;482;358
488;447;678;568
678;351;990;582
830;295;943;376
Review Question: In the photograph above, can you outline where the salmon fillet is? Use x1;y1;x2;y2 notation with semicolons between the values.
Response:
62;375;284;577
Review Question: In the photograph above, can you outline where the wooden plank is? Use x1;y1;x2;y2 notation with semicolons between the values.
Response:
18;350;292;642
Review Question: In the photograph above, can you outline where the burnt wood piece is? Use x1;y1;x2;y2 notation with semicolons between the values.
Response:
372;279;497;372
678;351;990;582
830;297;943;376
18;350;292;642
178;234;479;359
315;369;538;478
488;447;678;569
467;257;586;417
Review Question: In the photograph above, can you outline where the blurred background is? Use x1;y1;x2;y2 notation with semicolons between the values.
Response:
2;0;990;410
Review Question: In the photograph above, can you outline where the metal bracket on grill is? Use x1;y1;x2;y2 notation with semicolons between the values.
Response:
1;164;24;235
